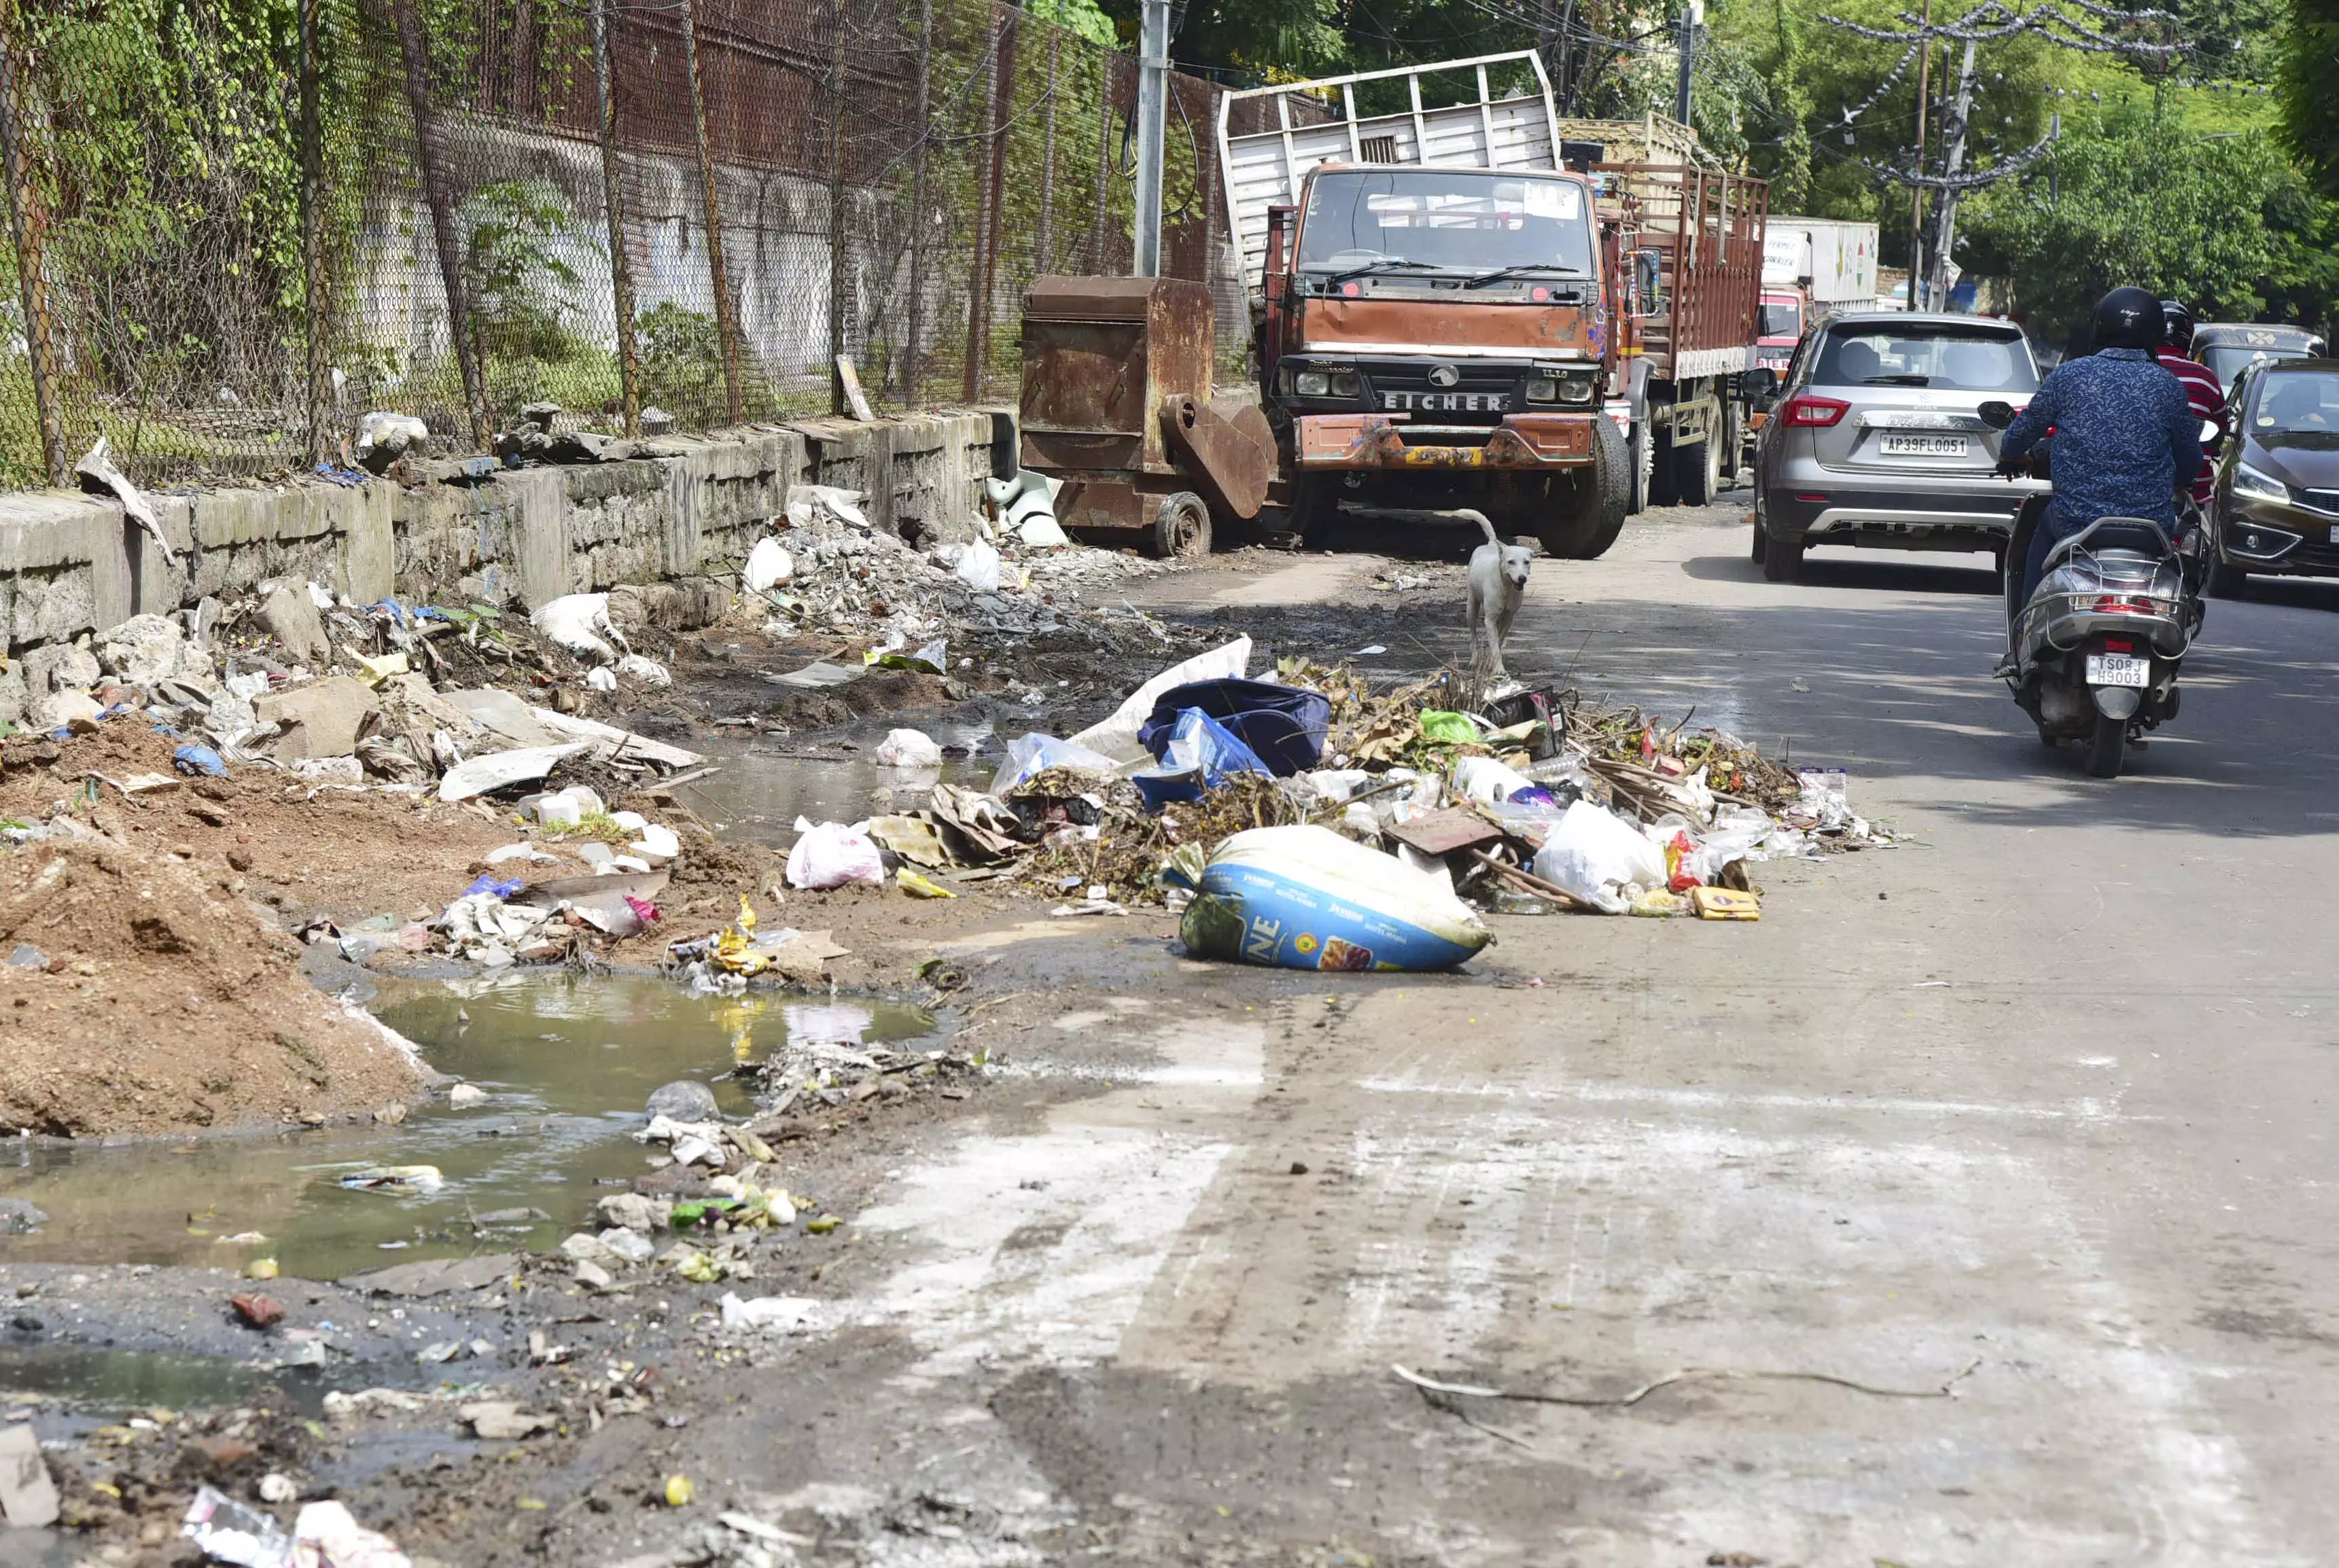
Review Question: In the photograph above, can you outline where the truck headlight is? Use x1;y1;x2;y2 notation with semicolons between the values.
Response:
1526;373;1595;405
1328;370;1360;397
1296;370;1330;396
1526;376;1559;403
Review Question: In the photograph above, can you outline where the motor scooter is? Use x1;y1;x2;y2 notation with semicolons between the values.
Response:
1976;399;2213;779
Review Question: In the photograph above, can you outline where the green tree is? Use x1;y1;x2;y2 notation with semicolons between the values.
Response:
2278;0;2339;196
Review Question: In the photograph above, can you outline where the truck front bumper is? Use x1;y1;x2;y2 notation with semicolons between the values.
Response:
1295;413;1598;470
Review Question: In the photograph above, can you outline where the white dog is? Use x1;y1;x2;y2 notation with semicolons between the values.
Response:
1462;510;1532;683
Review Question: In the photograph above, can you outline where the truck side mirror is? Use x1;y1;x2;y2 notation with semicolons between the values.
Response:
1742;367;1779;408
1632;251;1664;318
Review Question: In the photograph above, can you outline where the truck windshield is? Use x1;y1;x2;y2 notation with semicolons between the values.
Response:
1297;169;1594;282
1759;300;1801;339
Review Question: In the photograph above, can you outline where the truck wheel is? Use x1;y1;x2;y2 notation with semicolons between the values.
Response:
1674;431;1719;506
1719;404;1744;484
1649;425;1682;507
1150;491;1212;560
1761;521;1805;582
1538;415;1630;559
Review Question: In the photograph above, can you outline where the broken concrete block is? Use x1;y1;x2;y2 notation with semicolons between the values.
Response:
22;643;99;696
97;613;201;687
260;582;332;666
255;675;379;760
29;690;103;730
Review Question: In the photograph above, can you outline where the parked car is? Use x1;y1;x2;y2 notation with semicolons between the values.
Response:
2206;358;2339;595
2194;323;2326;393
1749;310;2047;582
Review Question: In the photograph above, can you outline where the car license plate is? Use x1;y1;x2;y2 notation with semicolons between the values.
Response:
2086;654;2150;688
2330;524;2339;544
1880;433;1968;457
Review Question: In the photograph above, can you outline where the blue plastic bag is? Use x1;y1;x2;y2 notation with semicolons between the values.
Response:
1133;709;1273;812
461;873;523;899
172;745;226;777
1138;679;1329;777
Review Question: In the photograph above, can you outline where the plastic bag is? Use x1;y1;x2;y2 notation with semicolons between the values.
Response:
744;536;793;593
785;819;884;890
1530;800;1670;915
989;732;1121;796
530;593;625;662
1451;755;1556;808
953;539;1003;592
1418;709;1480;745
1138;678;1329;777
875;728;943;768
784;484;868;531
1178;824;1490;972
1157;708;1271;785
1683;804;1776;885
1067;636;1251;763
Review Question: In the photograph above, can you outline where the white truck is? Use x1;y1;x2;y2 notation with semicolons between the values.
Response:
1755;218;1883;376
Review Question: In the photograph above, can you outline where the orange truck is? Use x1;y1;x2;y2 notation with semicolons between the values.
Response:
1214;53;1768;557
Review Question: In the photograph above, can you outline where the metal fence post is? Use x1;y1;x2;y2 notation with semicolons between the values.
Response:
390;0;489;446
900;0;931;402
298;0;330;466
588;0;641;435
679;0;743;422
963;7;1016;403
826;0;849;416
0;0;65;485
1036;28;1058;276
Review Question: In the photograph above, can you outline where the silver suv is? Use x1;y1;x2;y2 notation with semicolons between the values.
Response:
1750;311;2049;582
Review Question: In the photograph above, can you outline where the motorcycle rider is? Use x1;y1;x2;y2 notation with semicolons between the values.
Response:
1999;286;2203;610
2156;299;2228;507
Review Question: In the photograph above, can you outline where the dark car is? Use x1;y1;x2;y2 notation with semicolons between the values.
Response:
2194;323;2327;394
2208;359;2339;595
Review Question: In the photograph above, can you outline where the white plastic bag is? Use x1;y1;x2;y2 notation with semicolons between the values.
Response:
989;732;1122;796
953;539;1003;592
1530;800;1670;914
530;593;625;662
784;484;868;531
1451;755;1541;806
1682;805;1775;885
616;653;671;687
875;728;943;768
1067;635;1252;763
786;819;884;889
744;536;793;592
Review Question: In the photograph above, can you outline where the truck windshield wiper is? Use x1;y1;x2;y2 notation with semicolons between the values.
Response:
1462;265;1590;291
1313;259;1443;289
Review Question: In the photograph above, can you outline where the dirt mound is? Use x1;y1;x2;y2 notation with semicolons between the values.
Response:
0;836;423;1136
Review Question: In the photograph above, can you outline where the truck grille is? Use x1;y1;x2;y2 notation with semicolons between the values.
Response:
1366;363;1519;423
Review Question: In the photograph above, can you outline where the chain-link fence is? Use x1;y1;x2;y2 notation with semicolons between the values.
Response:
0;0;1241;489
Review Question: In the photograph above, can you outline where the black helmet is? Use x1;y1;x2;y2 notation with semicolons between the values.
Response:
2093;287;2165;351
2160;299;2196;353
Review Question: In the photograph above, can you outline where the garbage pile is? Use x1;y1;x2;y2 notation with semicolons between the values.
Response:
742;482;1195;666
757;639;1895;973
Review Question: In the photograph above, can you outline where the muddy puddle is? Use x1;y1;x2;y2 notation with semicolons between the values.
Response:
0;976;936;1281
678;731;989;845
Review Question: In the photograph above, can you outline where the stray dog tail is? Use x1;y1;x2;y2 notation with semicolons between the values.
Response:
1458;508;1498;548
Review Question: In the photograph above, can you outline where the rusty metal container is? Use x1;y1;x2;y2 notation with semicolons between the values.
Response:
1017;276;1214;477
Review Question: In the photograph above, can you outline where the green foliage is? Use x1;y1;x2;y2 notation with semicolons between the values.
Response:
463;179;591;362
638;302;731;424
1959;118;2314;330
2279;0;2339;198
1024;0;1118;50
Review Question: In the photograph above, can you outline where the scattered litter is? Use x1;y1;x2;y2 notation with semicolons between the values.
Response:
230;1293;284;1330
460;1402;557;1440
875;728;943;768
436;743;591;802
1180;825;1490;972
530;593;627;662
743;537;794;593
786;820;884;890
0;1423;59;1527
338;1166;444;1194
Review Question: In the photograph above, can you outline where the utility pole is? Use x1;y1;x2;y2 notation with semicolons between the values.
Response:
1906;0;1932;310
1132;0;1169;277
1674;0;1701;128
1926;35;1977;309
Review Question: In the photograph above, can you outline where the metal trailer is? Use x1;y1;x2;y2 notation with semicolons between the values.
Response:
1015;275;1276;557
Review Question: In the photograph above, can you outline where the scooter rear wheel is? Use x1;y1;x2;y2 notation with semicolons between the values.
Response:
2083;711;2125;778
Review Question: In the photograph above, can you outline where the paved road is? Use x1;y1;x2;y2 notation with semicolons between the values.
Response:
720;495;2339;1566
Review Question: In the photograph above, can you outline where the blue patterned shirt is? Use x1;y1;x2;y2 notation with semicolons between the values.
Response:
2002;346;2202;527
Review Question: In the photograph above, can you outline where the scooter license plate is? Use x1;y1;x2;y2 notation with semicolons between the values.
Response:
2086;654;2150;688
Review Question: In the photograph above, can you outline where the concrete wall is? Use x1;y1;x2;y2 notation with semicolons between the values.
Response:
0;410;999;656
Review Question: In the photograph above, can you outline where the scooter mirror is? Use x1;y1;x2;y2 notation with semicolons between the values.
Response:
1975;399;2017;430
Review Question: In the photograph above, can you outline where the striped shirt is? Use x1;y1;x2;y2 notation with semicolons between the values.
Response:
2158;348;2228;501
